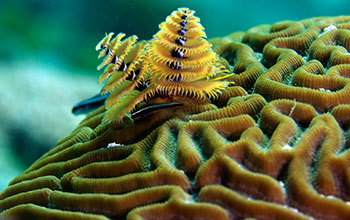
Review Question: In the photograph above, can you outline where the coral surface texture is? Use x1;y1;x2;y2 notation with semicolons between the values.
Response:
2;8;350;220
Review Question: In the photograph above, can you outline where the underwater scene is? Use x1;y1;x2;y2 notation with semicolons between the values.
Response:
1;0;350;219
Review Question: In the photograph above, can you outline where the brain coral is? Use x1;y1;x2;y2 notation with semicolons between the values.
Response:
1;8;350;220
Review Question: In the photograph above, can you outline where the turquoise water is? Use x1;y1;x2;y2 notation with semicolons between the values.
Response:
1;0;349;71
0;0;349;190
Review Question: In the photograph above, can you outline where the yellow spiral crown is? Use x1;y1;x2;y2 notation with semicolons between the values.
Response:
149;8;214;80
95;7;232;122
147;8;229;97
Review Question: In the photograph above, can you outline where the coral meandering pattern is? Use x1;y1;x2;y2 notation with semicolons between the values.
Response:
2;8;350;220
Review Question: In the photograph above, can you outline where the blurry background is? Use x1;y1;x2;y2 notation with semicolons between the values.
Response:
0;0;349;190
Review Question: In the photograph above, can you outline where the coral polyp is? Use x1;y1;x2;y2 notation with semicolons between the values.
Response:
2;7;350;220
96;7;232;122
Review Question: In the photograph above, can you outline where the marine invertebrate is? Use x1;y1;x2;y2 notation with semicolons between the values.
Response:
2;10;350;220
96;8;231;122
